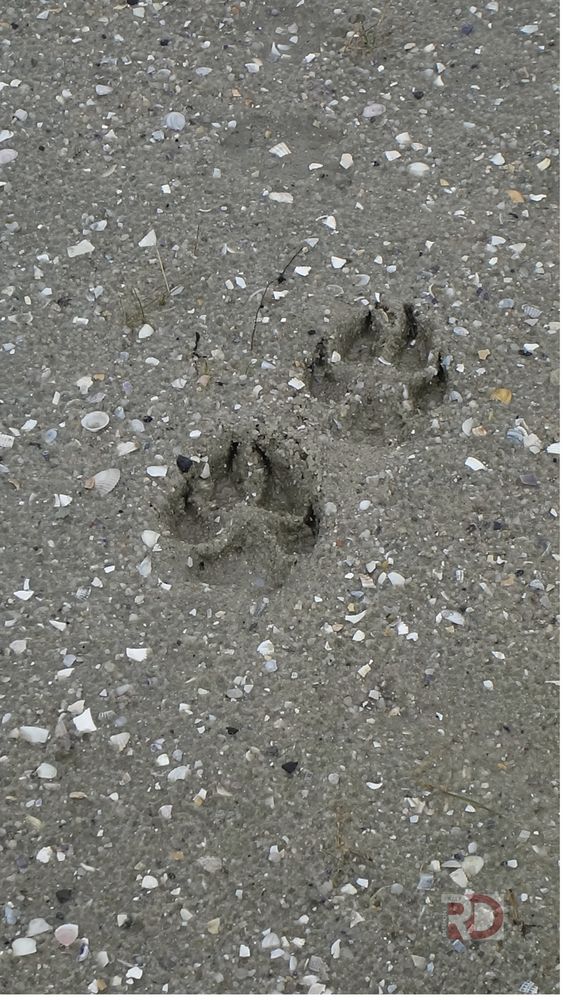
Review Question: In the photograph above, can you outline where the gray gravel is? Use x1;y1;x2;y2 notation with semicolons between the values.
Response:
0;0;559;994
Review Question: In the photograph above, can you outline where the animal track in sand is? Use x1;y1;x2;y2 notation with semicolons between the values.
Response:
308;302;448;443
167;428;320;592
165;303;447;598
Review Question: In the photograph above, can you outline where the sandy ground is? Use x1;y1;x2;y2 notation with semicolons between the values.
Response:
0;0;559;994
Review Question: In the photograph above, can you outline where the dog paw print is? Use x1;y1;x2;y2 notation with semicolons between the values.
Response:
167;429;320;592
308;303;448;442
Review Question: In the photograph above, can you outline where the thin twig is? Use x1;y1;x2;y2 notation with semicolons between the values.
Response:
249;242;310;352
421;782;495;814
132;287;145;324
155;248;171;295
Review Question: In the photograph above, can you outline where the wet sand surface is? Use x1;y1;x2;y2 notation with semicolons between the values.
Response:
0;1;559;993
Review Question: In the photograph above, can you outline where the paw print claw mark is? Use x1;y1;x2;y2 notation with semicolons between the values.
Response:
308;302;448;438
168;430;320;591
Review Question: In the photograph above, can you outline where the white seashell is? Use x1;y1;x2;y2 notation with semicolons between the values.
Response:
269;142;291;157
138;323;154;339
450;868;468;888
36;763;57;779
440;609;465;626
294;266;311;276
141;875;158;889
137;556;151;577
12;938;37;957
141;530;160;549
339;153;353;169
146;465;168;478
331;256;346;269
81;411;109;432
84;468;120;495
67;239;94;258
522;304;541;319
54;493;72;508
139;229;156;248
465;456;486;471
55;923;79;947
547;442;560;454
0;148;18;165
168;766;189;781
126;647;147;661
362;103;385;118
20;726;49;745
257;640;274;658
408;161;430;177
76;376;93;394
116;441;138;456
27;918;52;936
73;708;97;733
388;571;406;587
0;432;15;448
462;418;474;436
268;191;293;203
288;378;305;390
462;855;484;876
110;732;130;752
165;112;185;130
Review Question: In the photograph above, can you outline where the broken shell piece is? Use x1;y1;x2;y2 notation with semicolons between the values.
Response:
141;530;160;549
408;161;430;177
81;411;109;432
269;142;291;157
339;153;353;169
116;441;138;456
465;456;487;471
490;387;512;405
27;918;52;936
0;432;15;448
126;647;148;661
84;468;121;496
73;708;97;733
20;726;49;745
55;923;79;947
269;191;293;203
139;229;156;248
110;732;131;752
362;102;385;118
12;938;37;957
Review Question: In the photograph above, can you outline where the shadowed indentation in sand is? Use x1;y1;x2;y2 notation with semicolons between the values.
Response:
308;303;448;441
167;430;320;592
